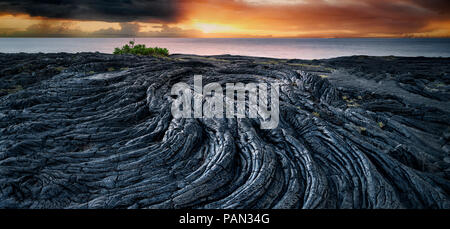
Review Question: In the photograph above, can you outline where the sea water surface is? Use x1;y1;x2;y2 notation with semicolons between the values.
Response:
1;38;450;59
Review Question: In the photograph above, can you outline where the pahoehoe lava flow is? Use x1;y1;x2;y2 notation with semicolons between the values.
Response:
0;53;449;209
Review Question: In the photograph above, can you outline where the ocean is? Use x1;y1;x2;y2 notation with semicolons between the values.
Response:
1;38;449;60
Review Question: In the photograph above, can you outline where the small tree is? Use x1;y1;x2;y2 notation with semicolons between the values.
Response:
113;41;169;57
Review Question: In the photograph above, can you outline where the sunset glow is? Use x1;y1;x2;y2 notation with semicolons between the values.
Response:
0;0;449;38
192;22;239;34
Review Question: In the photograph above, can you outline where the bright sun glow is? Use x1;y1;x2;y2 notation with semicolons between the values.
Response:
193;22;239;34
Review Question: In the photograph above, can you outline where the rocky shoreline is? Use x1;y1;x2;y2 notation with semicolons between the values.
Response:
0;53;449;208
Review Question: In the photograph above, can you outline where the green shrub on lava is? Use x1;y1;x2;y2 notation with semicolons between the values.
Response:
114;41;169;57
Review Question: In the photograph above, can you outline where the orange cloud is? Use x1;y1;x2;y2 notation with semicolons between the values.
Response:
175;0;450;37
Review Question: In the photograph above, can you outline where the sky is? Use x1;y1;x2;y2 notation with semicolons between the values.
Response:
0;0;449;38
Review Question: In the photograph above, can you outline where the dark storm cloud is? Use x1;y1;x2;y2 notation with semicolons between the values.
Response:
0;0;178;22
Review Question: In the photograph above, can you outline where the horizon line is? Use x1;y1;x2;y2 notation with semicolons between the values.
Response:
1;36;450;39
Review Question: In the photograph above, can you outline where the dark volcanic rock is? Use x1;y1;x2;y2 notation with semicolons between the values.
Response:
0;53;449;209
